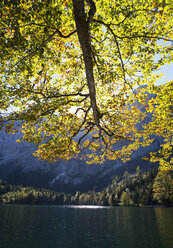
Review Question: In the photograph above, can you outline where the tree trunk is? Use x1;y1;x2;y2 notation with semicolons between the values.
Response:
72;0;100;126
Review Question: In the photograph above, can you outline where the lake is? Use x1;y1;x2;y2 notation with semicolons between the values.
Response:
0;205;173;248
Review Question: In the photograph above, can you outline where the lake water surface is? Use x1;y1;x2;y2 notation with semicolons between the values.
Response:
0;205;173;248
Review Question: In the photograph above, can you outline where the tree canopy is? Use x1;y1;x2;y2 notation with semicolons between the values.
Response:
0;0;172;169
153;170;173;205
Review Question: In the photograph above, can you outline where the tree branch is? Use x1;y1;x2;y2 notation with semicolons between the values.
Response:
77;124;94;145
114;38;127;88
25;81;88;99
93;19;127;87
72;105;92;138
119;35;173;42
93;19;173;43
64;95;89;105
14;29;76;66
93;19;121;39
86;0;96;25
27;89;89;99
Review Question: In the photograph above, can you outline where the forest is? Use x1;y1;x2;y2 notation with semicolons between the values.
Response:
1;169;172;207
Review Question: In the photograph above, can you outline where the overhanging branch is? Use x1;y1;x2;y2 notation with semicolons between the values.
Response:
14;29;76;66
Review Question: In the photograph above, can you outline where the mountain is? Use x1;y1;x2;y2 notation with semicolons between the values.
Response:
0;89;162;193
0;125;161;193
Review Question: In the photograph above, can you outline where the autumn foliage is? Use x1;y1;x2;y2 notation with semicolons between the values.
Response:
0;0;172;170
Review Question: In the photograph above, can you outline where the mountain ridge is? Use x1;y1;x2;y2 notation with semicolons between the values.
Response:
0;89;162;193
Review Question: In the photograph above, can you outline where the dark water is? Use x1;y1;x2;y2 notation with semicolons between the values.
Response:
0;205;173;248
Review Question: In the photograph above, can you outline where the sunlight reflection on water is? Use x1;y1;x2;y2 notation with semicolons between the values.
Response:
63;205;110;209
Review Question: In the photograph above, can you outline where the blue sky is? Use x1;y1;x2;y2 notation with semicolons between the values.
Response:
156;62;173;85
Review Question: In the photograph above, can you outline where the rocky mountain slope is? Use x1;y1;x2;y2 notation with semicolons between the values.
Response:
0;124;161;193
0;88;162;192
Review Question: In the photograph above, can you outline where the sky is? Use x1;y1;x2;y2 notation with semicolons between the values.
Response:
156;62;173;85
